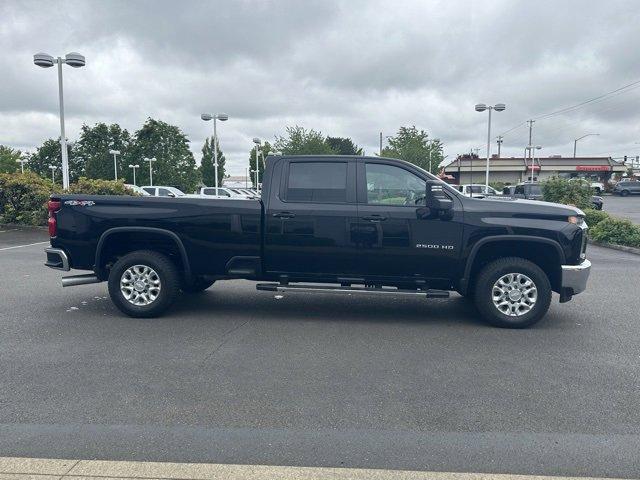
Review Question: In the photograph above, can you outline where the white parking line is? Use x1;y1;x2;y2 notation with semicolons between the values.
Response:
0;241;49;252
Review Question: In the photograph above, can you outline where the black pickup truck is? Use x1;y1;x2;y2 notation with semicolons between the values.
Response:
45;155;591;328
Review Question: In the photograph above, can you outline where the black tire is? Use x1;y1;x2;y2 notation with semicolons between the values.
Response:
473;257;551;328
108;250;180;318
620;190;630;197
181;276;215;293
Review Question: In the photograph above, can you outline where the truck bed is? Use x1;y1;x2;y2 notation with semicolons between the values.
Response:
51;195;263;276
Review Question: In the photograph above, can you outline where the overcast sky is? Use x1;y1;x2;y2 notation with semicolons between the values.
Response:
2;0;640;174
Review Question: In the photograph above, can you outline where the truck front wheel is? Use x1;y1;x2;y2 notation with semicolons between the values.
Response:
473;257;551;328
108;250;180;318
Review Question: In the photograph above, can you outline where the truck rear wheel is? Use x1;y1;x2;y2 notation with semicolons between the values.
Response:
108;250;180;318
473;257;551;328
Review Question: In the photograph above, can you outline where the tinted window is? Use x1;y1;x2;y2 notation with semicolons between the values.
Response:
142;187;155;195
514;185;525;194
365;163;425;205
287;162;347;203
158;188;172;196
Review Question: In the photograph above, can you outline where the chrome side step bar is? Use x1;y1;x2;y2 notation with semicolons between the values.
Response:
256;283;449;298
62;274;102;287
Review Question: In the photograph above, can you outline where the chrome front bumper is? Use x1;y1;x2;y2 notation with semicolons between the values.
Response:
561;259;591;295
45;247;70;271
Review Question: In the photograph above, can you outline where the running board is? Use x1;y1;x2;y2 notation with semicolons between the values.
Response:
61;274;102;287
256;283;449;298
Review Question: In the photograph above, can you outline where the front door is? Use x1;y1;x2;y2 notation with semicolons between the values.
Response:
264;158;360;278
356;161;463;283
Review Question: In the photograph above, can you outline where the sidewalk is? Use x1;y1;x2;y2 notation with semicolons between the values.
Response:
0;457;627;480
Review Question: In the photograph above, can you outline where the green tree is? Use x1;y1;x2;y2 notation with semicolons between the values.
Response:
0;145;22;173
76;123;132;180
325;137;363;156
199;136;226;187
128;118;199;192
248;141;272;188
381;126;444;174
27;138;84;183
274;126;337;155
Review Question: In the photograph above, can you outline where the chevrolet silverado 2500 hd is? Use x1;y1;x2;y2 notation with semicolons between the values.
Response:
44;155;591;328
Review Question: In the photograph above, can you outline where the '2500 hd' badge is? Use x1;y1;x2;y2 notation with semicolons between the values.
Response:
416;244;454;250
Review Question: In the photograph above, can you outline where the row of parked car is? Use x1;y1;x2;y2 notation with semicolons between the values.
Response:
451;182;604;210
125;185;260;199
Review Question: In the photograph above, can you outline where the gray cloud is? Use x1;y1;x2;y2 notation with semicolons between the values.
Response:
2;0;640;175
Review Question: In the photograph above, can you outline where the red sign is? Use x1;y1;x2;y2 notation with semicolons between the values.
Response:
525;165;541;171
576;165;610;171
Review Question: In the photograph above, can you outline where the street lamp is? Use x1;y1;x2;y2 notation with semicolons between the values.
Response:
109;149;121;181
34;52;85;190
201;112;229;196
48;165;58;185
252;138;261;193
573;133;599;158
144;157;156;186
525;145;542;182
128;164;140;186
475;103;506;190
16;158;28;174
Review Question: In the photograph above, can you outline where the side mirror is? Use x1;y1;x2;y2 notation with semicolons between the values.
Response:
425;181;453;212
167;192;176;198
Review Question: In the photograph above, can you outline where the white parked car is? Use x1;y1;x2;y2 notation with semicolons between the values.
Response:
198;187;252;199
142;186;187;198
125;184;151;196
456;184;501;198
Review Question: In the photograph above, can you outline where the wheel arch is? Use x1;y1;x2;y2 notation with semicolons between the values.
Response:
459;236;565;295
95;227;191;279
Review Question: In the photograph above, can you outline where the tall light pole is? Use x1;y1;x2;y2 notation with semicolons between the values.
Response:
525;145;542;182
48;165;58;185
496;136;503;158
109;149;121;180
128;164;139;185
16;158;28;174
34;52;85;190
475;103;506;190
201;113;229;196
573;133;599;158
253;138;262;193
144;157;156;186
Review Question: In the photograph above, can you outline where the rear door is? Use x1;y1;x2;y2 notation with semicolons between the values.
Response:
264;158;360;277
355;160;464;283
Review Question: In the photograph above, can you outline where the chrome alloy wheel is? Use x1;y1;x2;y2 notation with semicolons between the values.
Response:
491;273;537;317
120;265;161;306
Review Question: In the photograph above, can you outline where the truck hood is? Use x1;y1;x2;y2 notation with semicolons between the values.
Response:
467;196;584;218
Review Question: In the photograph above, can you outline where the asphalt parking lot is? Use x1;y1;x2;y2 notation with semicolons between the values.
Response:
603;194;640;224
1;226;640;478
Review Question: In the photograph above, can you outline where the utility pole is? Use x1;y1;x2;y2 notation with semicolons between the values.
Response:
527;120;535;181
496;136;503;158
379;132;383;156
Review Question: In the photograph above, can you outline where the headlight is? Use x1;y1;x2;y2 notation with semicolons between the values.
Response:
568;216;585;225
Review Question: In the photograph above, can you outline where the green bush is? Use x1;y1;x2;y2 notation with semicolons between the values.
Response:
68;177;136;195
0;174;138;227
590;216;640;248
541;176;593;210
0;172;59;225
584;208;609;228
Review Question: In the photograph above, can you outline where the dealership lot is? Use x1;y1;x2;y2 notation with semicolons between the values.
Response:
603;194;640;224
1;227;639;478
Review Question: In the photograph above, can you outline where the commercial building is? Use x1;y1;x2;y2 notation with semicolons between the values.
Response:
443;155;626;185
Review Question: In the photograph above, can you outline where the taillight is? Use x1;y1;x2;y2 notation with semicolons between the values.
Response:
48;200;61;237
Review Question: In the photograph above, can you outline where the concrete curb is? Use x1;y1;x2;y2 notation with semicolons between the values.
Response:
0;456;628;480
588;239;640;256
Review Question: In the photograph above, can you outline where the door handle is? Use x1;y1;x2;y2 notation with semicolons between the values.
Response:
272;211;296;219
362;215;387;222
